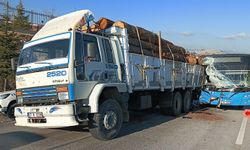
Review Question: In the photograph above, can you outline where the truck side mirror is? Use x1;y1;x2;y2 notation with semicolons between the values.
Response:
86;42;98;60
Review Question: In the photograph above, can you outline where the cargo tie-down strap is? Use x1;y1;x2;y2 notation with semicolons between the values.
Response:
135;26;144;56
134;25;163;68
134;26;160;85
134;26;146;83
167;44;176;91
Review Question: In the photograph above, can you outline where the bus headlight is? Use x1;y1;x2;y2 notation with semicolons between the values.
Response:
56;87;69;101
244;94;250;98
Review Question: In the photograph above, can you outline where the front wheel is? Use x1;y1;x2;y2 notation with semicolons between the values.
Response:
88;99;123;140
7;103;15;119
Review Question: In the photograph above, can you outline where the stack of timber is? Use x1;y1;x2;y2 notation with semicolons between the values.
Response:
84;18;198;64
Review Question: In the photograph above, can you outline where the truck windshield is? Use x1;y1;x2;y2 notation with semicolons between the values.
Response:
204;55;250;89
18;39;69;66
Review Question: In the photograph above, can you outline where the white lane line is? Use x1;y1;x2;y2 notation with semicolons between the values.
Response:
235;117;248;145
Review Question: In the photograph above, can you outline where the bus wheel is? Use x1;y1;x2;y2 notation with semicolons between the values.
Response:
88;99;123;140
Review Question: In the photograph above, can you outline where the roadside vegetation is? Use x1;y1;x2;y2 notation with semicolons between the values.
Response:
0;1;32;91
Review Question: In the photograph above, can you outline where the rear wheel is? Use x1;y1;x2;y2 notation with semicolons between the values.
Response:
182;90;192;113
88;99;123;140
160;91;182;116
172;92;182;116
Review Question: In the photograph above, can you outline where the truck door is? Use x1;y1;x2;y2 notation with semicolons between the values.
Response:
102;38;118;82
82;35;107;81
74;33;107;100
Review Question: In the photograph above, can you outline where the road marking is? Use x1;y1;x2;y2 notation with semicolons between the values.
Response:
235;117;248;145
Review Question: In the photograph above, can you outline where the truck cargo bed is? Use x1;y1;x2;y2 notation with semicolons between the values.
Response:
105;27;204;93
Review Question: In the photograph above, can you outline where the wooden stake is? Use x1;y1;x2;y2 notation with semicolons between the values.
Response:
158;31;162;62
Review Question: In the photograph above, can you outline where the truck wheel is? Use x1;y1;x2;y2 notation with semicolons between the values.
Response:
7;103;15;119
172;92;182;116
182;90;192;113
160;92;182;116
160;93;173;115
88;99;123;140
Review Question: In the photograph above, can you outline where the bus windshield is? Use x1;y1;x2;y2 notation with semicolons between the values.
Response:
204;54;250;89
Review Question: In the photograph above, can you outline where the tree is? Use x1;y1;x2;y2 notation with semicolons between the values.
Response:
13;0;30;31
0;4;21;91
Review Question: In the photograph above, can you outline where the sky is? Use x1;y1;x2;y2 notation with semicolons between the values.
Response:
6;0;250;53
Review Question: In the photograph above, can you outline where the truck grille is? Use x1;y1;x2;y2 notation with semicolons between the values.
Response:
22;86;57;101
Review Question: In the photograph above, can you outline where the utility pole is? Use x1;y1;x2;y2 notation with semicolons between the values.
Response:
5;1;9;35
3;0;9;92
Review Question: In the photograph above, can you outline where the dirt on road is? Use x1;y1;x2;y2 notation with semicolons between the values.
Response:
184;109;224;121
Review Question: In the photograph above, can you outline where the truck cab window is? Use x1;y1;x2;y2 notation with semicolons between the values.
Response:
103;39;114;63
83;35;100;62
75;32;85;80
75;33;83;62
18;39;69;66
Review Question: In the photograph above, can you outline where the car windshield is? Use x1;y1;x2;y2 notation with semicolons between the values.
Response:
204;55;250;89
18;39;70;66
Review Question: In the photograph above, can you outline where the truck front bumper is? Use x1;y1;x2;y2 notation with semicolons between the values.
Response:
15;104;79;128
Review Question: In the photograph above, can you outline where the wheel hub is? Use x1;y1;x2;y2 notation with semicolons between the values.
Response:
103;111;117;130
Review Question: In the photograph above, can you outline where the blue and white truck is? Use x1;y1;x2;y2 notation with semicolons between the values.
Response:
14;10;204;140
199;54;250;107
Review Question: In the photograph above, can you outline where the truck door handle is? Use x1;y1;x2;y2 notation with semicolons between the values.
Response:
104;72;108;79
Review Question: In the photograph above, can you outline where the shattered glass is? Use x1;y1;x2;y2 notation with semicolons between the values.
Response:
203;55;250;90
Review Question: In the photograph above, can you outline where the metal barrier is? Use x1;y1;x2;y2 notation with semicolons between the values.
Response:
0;1;55;32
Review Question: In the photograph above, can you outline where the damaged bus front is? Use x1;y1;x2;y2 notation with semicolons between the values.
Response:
199;54;250;107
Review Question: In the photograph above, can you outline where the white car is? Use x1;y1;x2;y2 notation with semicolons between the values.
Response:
0;90;16;118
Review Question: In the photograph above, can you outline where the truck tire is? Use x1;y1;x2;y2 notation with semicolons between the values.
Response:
7;102;15;119
160;106;172;115
88;99;123;140
172;92;182;116
160;92;182;116
182;90;192;113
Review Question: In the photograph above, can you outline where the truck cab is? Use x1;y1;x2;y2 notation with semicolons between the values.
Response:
15;10;128;140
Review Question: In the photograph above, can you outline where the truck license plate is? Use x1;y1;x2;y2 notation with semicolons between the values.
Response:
27;112;44;118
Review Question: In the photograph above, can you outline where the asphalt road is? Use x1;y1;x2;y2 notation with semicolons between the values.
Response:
0;107;249;150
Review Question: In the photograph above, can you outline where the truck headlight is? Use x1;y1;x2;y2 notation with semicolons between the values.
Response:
58;92;69;101
16;91;23;104
56;87;69;101
17;96;23;104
